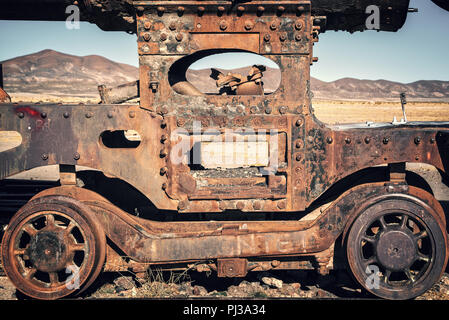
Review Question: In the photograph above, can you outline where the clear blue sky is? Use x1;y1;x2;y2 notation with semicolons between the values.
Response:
0;0;448;83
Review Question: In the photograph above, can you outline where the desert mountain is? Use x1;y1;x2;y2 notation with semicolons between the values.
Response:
1;49;448;101
0;49;138;97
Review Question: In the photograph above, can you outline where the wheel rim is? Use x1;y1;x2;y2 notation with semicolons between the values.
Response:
347;199;447;300
1;197;105;299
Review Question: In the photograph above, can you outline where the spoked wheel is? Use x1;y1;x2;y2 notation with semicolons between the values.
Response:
346;198;448;300
1;196;106;300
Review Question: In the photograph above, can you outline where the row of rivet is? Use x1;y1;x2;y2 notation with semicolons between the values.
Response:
137;5;306;17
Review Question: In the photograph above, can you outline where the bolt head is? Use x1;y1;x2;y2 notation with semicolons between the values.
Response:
41;153;48;161
74;153;80;160
63;112;70;118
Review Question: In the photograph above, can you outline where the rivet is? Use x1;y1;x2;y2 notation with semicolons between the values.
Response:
219;201;226;211
175;33;183;41
63;112;70;118
383;137;389;145
197;6;205;15
162;183;167;190
85;112;92;118
160;167;168;175
74;153;80;160
253;201;262;210
107;111;113;118
129;111;136;118
295;119;303;127
244;20;253;30
169;21;177;31
270;22;277;30
160;33;167;41
143;33;151;41
178;201;187;211
237;6;245;14
236;201;245;210
161;120;167;128
161;134;168;143
414;137;421;145
160;149;168;158
297;6;305;14
41;153;48;161
265;106;272;114
430;137;436;144
250;106;258;114
279;106;287;114
144;21;151;30
326;137;333;144
177;6;185;15
295;34;302;41
217;6;225;15
177;118;185;127
41;112;47;118
257;6;265;15
219;20;227;30
277;201;286;209
364;137;371;144
345;137;352;144
295;140;303;148
157;6;165;15
264;34;271;42
279;33;287;42
277;6;285;14
295;21;303;30
236;106;244;113
295;154;302;161
295;167;301;174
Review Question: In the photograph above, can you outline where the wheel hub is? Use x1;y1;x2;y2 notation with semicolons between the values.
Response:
27;231;71;273
376;229;417;271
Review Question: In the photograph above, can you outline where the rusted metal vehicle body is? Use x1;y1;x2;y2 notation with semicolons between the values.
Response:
1;0;449;300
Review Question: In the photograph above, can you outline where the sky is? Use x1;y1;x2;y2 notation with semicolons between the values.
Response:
0;0;448;83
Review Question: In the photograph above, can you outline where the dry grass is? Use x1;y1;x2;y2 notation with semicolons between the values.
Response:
313;99;449;124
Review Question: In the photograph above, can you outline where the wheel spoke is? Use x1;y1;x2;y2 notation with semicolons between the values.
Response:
405;269;416;283
363;257;377;267
400;215;409;230
45;214;55;227
65;221;76;235
379;216;387;230
24;268;37;280
383;269;392;284
417;252;430;263
414;230;428;241
22;223;37;236
14;248;26;256
362;235;376;243
70;243;86;252
48;272;59;287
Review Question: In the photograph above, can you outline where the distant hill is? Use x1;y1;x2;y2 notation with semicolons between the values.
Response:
1;49;448;101
0;49;138;96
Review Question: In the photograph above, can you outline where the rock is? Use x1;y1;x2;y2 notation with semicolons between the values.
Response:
261;277;283;289
113;276;135;290
193;285;208;296
179;282;194;295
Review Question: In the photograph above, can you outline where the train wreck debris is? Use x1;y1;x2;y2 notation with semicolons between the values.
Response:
1;0;449;300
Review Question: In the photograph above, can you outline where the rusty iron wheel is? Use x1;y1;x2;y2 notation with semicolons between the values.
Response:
1;196;106;300
346;198;447;300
